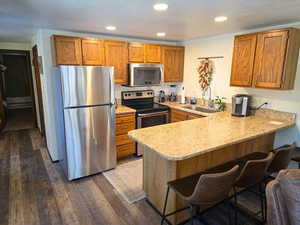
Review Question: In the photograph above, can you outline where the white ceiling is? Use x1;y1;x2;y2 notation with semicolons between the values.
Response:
1;0;300;43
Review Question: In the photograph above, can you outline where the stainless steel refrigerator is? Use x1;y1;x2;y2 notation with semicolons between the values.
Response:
59;66;116;180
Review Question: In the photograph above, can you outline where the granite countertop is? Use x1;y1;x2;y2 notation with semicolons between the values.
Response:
115;105;136;114
157;101;218;117
128;111;296;161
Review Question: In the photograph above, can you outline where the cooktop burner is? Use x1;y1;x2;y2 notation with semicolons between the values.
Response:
126;103;169;113
121;90;169;114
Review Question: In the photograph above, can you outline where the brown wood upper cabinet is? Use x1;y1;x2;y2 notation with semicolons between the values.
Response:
53;35;82;65
53;35;185;84
104;40;128;84
230;34;257;87
145;44;161;63
128;42;145;62
162;46;185;82
253;30;289;89
230;28;300;90
81;38;105;65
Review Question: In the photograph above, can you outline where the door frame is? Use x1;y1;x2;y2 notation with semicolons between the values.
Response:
32;45;46;138
0;55;6;131
0;49;38;129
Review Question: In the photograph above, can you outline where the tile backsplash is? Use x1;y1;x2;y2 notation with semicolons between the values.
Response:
115;83;183;99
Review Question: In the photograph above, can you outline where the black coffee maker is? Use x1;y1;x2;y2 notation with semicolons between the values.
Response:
159;90;166;103
232;94;252;117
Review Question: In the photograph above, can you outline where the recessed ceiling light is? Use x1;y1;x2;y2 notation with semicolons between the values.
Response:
157;32;166;37
153;3;168;11
106;26;116;31
214;16;228;22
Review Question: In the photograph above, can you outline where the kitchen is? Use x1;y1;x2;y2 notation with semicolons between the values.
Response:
48;26;300;225
1;1;300;225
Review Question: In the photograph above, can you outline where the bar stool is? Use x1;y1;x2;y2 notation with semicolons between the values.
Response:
290;145;300;169
233;152;274;223
161;165;240;225
268;143;296;175
292;154;300;169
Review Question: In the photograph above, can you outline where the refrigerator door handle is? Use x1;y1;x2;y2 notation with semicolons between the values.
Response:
110;67;115;105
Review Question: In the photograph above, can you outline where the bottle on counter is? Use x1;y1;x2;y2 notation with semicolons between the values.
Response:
179;86;185;104
190;97;197;105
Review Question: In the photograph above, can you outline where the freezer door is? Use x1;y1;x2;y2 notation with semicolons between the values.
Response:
63;105;116;180
60;66;115;108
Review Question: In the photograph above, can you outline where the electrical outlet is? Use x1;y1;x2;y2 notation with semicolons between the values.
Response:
264;101;270;108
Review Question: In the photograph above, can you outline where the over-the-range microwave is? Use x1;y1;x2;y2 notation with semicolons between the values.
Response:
126;63;164;87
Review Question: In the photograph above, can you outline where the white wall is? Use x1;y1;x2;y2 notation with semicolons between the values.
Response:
182;23;300;147
0;42;31;50
35;28;181;161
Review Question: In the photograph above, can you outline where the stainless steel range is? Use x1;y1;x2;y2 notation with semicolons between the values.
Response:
121;90;169;156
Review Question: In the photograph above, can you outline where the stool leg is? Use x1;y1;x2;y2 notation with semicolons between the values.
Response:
161;186;170;225
227;200;232;225
233;187;238;225
258;183;265;221
263;181;267;222
188;205;195;225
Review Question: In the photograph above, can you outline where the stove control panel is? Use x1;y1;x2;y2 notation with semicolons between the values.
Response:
122;90;154;100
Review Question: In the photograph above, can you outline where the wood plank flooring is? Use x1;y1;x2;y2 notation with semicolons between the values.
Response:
0;128;264;225
0;129;162;225
3;109;36;132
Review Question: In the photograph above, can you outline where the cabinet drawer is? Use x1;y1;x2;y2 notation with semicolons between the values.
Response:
116;134;133;146
171;109;188;122
116;113;135;124
117;143;136;159
187;113;204;120
116;122;135;135
171;118;184;123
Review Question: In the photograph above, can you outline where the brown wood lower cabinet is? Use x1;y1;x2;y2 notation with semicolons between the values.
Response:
187;113;204;120
116;113;136;159
170;108;204;122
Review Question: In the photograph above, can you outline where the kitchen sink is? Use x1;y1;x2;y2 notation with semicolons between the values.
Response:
182;105;217;113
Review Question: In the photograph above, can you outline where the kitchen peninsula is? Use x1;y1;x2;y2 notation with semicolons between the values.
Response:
128;110;295;224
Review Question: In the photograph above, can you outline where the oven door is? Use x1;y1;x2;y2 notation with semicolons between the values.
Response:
136;111;169;156
129;63;164;87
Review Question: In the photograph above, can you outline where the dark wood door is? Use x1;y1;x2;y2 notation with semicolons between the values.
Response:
32;46;46;137
104;40;128;84
81;38;105;65
162;46;184;82
253;31;289;89
230;34;257;87
2;54;32;98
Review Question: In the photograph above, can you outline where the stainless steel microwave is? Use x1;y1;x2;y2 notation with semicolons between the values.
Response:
127;63;164;87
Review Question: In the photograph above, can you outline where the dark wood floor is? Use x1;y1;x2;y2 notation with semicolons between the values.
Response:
0;129;162;225
0;128;264;225
3;108;36;132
